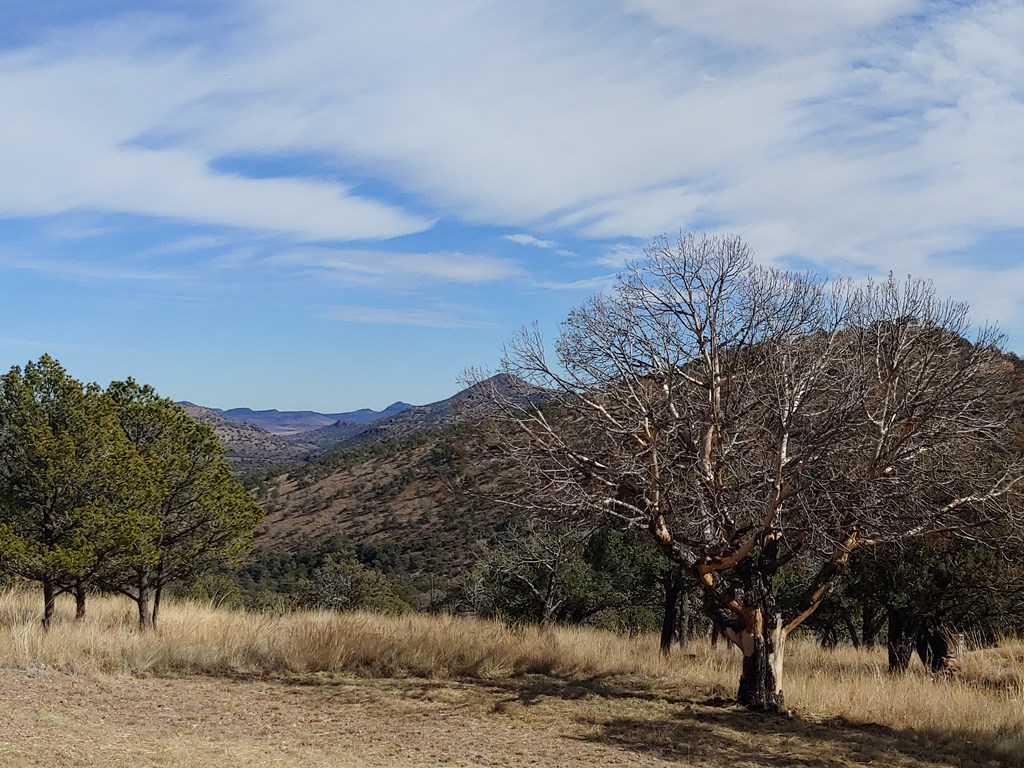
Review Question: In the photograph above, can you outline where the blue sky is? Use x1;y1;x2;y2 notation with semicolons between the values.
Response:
2;1;1023;411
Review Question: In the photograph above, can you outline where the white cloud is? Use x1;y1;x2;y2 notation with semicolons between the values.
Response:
622;0;919;50
0;15;432;241
0;252;184;282
326;305;493;329
533;275;618;292
2;0;1024;332
593;243;649;268
504;233;557;249
267;247;525;286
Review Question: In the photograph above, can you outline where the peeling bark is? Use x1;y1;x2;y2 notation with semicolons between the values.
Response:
725;545;788;711
770;614;786;698
736;608;785;711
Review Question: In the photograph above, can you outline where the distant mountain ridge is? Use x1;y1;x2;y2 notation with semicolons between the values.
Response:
180;375;535;476
178;401;412;435
338;373;533;447
177;403;312;472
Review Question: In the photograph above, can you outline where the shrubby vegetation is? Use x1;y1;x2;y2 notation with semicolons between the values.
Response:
448;523;665;632
803;533;1024;668
233;534;416;613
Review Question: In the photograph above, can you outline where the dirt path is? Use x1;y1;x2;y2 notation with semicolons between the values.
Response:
0;670;994;767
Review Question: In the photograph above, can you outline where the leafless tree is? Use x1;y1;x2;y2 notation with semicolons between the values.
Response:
476;233;1022;711
484;516;596;625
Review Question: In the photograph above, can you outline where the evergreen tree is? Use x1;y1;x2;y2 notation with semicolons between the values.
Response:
102;378;263;629
0;356;152;627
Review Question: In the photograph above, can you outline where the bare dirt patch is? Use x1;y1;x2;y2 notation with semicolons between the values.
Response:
0;670;1004;768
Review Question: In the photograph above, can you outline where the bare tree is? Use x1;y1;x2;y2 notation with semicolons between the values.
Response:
484;517;596;625
478;233;1021;711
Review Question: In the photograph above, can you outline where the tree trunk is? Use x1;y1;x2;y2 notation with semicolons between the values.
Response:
862;603;885;647
660;571;683;655
152;583;163;631
915;626;949;672
151;562;165;631
841;606;860;649
820;624;839;648
137;571;155;631
537;596;556;626
736;608;785;711
886;608;914;673
74;580;87;621
678;586;690;644
42;579;57;631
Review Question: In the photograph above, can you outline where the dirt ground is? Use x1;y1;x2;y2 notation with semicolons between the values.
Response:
0;669;1003;767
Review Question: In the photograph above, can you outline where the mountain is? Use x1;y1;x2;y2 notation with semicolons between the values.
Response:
289;419;371;450
329;402;412;425
178;404;313;474
337;374;536;447
180;377;532;476
182;372;544;577
247;374;543;577
252;420;518;578
198;402;412;436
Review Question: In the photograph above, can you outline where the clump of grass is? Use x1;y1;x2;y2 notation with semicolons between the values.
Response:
2;588;1022;765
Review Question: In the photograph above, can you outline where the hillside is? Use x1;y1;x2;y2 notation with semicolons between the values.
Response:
180;374;532;479
289;418;375;450
247;374;543;581
338;373;534;446
179;403;313;473
253;422;516;578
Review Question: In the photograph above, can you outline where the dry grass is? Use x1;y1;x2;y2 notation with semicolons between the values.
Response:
0;588;689;679
2;588;1022;767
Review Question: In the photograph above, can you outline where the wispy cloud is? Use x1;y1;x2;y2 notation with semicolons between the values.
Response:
326;305;494;329
267;247;525;286
533;274;617;292
0;253;183;282
623;0;918;51
0;12;432;242
504;233;557;249
2;0;1024;411
4;0;1023;283
593;243;648;268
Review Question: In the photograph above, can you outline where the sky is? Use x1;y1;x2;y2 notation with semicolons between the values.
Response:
1;1;1023;411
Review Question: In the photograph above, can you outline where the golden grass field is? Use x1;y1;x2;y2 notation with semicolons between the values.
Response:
1;588;1021;767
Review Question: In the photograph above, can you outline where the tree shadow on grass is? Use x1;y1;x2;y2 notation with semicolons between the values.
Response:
476;673;704;708
214;671;1019;767
462;674;1017;768
576;701;1016;768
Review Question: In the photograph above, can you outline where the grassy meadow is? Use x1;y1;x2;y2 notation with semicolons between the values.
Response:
1;588;1022;767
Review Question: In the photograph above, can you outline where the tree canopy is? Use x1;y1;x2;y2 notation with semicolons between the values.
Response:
101;378;263;629
0;358;262;629
482;233;1023;710
0;356;153;626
